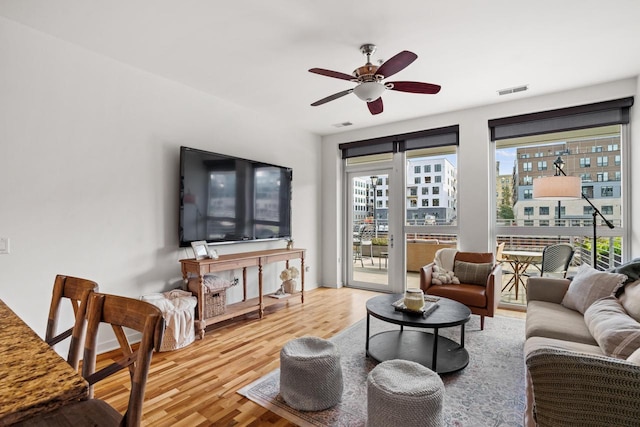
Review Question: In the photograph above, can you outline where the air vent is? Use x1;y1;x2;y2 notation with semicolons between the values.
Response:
498;85;529;96
333;122;353;128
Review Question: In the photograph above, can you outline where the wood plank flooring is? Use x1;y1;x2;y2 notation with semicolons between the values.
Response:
94;287;525;426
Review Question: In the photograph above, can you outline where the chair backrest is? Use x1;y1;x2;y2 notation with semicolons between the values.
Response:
541;243;574;277
455;251;495;264
496;242;505;261
46;275;99;369
81;293;164;427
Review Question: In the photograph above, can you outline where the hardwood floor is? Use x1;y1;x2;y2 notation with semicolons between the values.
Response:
94;287;525;426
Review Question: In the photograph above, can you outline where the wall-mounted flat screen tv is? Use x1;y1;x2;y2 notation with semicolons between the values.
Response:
179;146;292;247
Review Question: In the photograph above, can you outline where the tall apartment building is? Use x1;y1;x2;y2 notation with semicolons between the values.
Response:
406;158;457;224
513;133;621;226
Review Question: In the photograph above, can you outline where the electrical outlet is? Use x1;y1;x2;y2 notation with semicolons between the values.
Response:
0;238;9;254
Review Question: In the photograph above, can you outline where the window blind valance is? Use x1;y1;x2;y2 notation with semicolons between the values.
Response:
489;97;634;141
339;125;459;159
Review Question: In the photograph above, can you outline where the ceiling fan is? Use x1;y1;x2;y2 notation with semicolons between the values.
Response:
309;44;441;115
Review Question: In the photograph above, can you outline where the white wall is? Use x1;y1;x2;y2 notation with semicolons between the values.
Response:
321;79;638;284
0;17;321;352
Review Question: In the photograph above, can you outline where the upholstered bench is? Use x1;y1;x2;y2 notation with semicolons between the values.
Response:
367;359;445;427
279;336;343;411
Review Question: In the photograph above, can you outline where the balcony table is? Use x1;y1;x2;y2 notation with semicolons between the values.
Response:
501;250;543;300
0;299;88;425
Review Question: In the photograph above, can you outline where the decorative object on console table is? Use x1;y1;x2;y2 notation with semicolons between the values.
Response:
286;238;294;250
278;266;300;295
190;240;217;260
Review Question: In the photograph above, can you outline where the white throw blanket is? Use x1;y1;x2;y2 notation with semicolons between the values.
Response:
142;291;197;351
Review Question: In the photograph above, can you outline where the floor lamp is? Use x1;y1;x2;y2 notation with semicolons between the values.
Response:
533;156;614;268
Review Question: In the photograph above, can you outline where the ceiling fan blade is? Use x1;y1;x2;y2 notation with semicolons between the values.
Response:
367;97;383;115
376;51;417;79
309;68;355;81
311;89;354;106
388;81;441;94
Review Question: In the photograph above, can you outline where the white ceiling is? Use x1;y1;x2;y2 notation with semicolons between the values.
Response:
2;0;640;136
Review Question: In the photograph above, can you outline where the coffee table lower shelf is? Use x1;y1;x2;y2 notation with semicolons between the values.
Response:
366;330;469;374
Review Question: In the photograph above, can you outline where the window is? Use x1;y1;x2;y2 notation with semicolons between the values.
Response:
434;176;442;183
584;206;594;215
597;156;608;167
433;199;440;206
580;157;591;168
410;199;417;207
539;220;549;226
414;166;421;173
615;155;621;166
422;187;428;195
410;188;417;196
523;176;533;185
601;186;613;197
434;164;442;172
554;206;566;217
523;162;532;172
539;206;549;215
537;160;547;171
592;146;603;152
608;144;619;151
596;172;609;182
422;199;429;207
414;177;421;184
524;207;534;215
583;186;594;198
432;187;440;195
580;173;592;182
602;206;614;215
424;165;431;173
523;189;532;199
425;176;432;183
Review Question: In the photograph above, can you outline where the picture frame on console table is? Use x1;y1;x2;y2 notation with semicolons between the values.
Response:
190;240;218;260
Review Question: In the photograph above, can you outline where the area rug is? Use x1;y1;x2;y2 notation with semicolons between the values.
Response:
239;315;526;427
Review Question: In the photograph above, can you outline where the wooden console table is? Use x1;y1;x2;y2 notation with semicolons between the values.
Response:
179;248;305;338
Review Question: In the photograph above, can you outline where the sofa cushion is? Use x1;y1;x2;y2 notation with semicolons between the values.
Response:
526;300;597;345
584;296;640;359
561;264;627;314
619;280;640;323
454;260;492;286
524;336;604;357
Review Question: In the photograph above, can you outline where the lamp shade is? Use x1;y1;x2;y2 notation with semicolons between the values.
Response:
353;82;386;102
532;176;582;200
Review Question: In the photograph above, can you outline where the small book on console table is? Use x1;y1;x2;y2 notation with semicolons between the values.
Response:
268;293;291;299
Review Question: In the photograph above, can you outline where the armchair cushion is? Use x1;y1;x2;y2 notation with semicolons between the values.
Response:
454;261;493;286
561;264;627;314
619;280;640;322
431;265;460;285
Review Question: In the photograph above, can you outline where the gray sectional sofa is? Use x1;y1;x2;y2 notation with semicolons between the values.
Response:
523;269;640;426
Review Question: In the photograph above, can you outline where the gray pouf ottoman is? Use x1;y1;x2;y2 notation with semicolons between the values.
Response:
279;336;343;411
367;359;445;427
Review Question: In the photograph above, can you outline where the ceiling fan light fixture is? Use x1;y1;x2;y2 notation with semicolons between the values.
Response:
353;81;386;102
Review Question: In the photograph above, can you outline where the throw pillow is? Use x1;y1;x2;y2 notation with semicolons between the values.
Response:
628;347;640;365
431;265;460;285
584;296;640;359
619;280;640;323
454;261;493;286
561;264;627;314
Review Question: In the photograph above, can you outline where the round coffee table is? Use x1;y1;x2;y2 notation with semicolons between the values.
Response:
365;293;471;374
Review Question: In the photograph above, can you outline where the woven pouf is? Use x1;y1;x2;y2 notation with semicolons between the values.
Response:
367;359;445;427
279;336;343;411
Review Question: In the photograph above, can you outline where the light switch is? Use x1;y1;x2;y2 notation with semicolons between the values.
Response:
0;238;9;254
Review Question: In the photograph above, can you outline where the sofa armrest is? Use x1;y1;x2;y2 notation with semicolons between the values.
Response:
486;263;502;315
526;277;570;304
526;347;640;426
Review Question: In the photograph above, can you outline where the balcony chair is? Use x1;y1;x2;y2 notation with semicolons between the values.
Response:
530;243;575;278
46;275;99;370
354;227;374;267
420;251;502;330
19;293;165;427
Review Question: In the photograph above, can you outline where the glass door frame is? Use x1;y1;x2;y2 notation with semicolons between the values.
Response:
344;157;405;294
